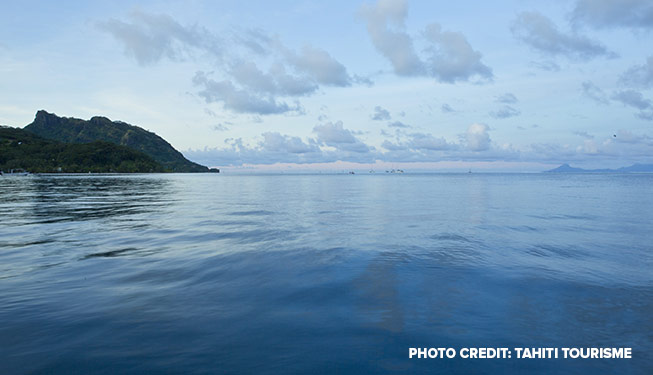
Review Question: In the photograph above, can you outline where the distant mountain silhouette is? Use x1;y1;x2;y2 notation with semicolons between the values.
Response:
545;163;653;173
24;110;208;172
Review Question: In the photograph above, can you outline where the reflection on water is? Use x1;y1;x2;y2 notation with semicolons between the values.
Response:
6;175;176;225
0;173;652;374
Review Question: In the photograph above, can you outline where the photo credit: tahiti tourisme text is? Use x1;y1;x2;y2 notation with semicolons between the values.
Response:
408;347;633;360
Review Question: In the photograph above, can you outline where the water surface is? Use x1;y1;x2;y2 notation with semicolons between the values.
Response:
1;174;651;373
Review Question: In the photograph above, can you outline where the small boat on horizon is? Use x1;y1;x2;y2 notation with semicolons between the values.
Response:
1;169;31;176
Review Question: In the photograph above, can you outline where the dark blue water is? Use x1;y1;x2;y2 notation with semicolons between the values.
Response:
1;174;652;374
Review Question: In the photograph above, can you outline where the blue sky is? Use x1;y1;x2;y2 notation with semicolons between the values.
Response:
2;0;653;171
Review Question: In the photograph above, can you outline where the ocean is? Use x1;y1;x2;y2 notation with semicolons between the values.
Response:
1;173;651;374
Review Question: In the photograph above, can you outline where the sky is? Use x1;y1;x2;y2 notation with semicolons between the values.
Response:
2;0;653;171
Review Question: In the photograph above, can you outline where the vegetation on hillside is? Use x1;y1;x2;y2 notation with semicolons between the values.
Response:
24;110;208;172
1;126;165;173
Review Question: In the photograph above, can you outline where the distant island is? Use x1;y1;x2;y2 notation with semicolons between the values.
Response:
545;163;653;173
1;110;218;173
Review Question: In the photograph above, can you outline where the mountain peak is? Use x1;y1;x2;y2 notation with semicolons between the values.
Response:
34;110;58;122
546;163;584;173
24;111;209;172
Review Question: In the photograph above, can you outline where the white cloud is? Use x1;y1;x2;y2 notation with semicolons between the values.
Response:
388;121;410;128
359;0;425;76
371;106;391;121
573;130;595;139
406;132;451;150
313;121;371;153
98;11;222;66
612;90;652;110
441;103;455;113
572;0;653;30
360;0;492;82
423;23;493;83
183;126;653;167
99;11;359;116
619;56;653;89
465;123;491;151
611;90;653;120
284;45;352;87
212;123;230;131
227;61;318;97
260;132;320;154
193;71;303;115
511;11;615;60
490;106;521;119
496;93;518;104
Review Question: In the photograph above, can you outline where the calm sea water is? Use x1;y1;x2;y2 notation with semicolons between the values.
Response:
1;173;652;374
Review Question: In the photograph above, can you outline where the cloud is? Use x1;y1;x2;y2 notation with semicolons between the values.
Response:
611;90;653;120
638;112;653;121
422;23;493;83
313;121;371;152
100;11;361;116
371;106;391;121
360;0;492;83
573;130;595;139
496;93;518;104
98;11;221;66
406;133;451;150
227;61;318;97
284;45;352;87
612;90;652;110
359;0;425;76
619;56;653;89
378;127;518;162
184;127;653;167
380;132;455;153
530;60;561;71
388;121;410;128
491;105;521;119
193;71;303;115
613;129;653;145
491;96;522;119
511;11;615;60
235;28;274;56
313;121;359;143
581;81;610;105
572;0;653;29
260;132;320;154
381;140;407;151
352;75;375;86
465;123;491;151
212;123;230;131
183;136;329;166
441;103;455;113
581;80;653;119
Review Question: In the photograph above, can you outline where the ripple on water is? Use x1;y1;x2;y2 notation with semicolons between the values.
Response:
1;174;652;374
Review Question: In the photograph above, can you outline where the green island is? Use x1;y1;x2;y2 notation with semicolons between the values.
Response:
1;110;217;173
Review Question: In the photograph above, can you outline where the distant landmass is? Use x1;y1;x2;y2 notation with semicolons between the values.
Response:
1;126;165;173
546;163;653;173
24;110;209;172
1;110;214;173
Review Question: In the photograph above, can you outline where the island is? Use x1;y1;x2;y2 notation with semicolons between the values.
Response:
1;110;217;173
545;163;653;173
